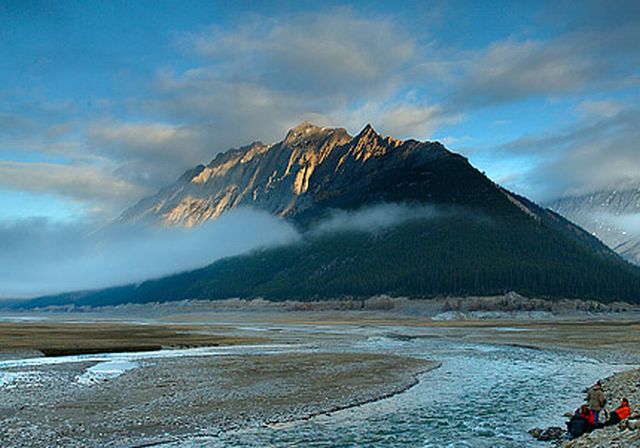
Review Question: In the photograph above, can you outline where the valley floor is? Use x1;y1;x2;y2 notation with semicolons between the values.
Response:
2;306;640;447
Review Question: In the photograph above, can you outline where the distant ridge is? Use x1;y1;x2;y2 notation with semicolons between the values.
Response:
547;188;640;265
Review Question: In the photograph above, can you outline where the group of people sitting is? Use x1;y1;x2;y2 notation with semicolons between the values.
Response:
567;381;633;438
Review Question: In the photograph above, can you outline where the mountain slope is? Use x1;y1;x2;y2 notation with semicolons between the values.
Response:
17;123;640;307
547;188;640;264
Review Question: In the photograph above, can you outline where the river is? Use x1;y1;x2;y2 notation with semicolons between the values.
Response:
159;330;628;447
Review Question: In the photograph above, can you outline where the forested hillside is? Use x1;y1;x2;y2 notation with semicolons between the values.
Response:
23;209;640;308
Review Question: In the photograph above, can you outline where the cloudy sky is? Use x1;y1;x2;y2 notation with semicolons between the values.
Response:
1;0;639;222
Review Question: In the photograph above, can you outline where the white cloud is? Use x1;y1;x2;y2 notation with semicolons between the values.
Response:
310;203;444;235
576;100;623;119
309;102;462;141
0;161;145;216
89;122;192;151
87;120;205;166
148;8;456;149
182;9;416;97
449;8;640;107
497;105;640;200
454;37;602;106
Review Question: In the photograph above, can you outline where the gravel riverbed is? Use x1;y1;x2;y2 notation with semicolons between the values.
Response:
0;351;433;447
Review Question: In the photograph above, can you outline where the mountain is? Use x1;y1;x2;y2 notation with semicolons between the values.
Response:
547;188;640;265
120;122;486;227
17;123;640;308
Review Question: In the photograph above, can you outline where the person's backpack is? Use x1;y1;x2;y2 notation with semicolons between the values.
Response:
567;414;589;438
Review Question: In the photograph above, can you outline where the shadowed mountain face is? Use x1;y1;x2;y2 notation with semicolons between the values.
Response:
547;189;640;265
15;123;640;307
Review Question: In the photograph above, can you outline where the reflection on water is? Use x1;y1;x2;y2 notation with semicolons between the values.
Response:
167;337;627;448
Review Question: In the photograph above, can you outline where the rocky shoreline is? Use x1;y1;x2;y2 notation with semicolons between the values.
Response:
559;368;640;448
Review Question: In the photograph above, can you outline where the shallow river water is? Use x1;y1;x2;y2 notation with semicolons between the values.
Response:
162;332;629;448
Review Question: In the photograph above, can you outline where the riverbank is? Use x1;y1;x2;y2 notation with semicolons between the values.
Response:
563;368;640;448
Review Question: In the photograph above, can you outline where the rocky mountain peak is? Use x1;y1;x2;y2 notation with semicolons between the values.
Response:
546;186;640;265
354;123;406;148
356;123;378;138
283;121;327;145
120;122;460;227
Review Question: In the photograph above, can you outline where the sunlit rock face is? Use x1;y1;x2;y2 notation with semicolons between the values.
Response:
119;121;458;227
547;188;640;265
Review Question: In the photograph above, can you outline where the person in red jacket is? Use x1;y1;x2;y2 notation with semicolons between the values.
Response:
568;404;596;438
580;404;596;427
604;399;631;426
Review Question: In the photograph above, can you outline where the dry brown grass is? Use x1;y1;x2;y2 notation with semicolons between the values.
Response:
0;322;267;356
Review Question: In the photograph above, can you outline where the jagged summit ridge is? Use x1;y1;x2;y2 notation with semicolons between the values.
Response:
119;122;460;227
